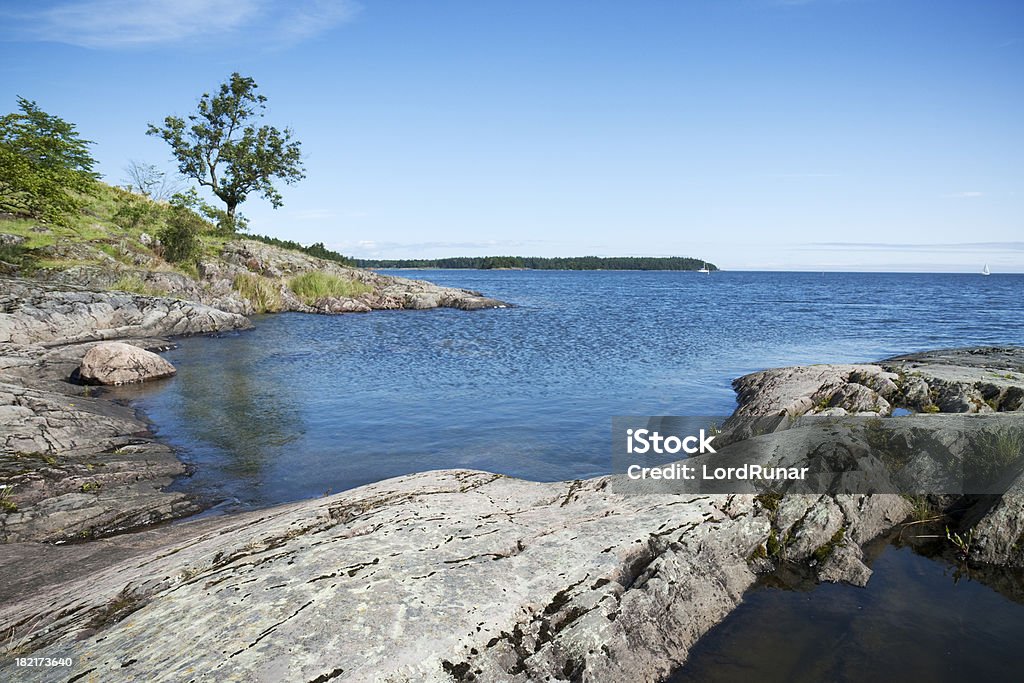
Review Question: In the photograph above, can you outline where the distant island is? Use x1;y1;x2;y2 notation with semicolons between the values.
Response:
356;256;717;271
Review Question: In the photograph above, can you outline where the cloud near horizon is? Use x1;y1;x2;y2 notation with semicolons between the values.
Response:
806;241;1024;252
1;0;359;49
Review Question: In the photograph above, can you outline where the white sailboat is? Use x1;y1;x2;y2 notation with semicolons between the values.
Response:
697;262;711;274
982;264;991;276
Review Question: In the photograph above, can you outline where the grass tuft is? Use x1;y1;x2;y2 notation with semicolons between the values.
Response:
288;271;373;305
110;274;164;297
233;273;283;313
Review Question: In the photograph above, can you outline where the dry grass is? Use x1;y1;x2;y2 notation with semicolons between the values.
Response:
233;273;283;313
288;271;373;305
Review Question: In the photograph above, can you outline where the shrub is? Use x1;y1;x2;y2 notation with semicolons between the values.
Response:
0;242;35;272
233;273;282;313
288;271;373;305
158;206;203;263
112;193;161;232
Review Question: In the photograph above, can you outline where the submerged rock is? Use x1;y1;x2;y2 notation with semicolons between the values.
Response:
78;342;176;385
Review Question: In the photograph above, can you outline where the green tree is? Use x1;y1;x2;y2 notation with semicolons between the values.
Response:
0;98;98;225
147;73;304;231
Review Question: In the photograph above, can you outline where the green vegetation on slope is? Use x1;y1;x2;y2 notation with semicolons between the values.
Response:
356;256;716;271
0;178;354;281
0;96;351;281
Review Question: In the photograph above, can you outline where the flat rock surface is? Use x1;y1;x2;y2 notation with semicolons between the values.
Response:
0;470;905;683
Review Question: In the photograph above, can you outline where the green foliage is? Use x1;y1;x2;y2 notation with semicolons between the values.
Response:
0;242;36;272
905;495;937;522
111;192;162;232
765;528;782;559
0;97;98;225
147;73;304;228
356;255;715;271
812;528;846;563
246;233;354;265
289;271;373;305
946;526;973;558
158;202;206;264
169;188;248;234
233;273;283;313
755;490;782;514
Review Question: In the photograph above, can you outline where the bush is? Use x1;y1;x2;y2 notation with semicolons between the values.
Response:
158;206;203;263
288;271;373;305
112;193;161;232
168;188;247;235
0;242;35;272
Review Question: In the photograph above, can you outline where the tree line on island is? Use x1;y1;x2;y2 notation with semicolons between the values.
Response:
356;256;717;271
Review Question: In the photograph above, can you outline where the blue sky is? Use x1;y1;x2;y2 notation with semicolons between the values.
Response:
1;0;1021;271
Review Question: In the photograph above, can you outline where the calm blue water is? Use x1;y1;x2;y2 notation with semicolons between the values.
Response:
124;270;1024;509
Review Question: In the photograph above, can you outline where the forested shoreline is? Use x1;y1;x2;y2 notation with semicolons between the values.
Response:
357;255;716;271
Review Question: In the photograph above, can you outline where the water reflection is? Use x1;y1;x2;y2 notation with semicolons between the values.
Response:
671;535;1024;683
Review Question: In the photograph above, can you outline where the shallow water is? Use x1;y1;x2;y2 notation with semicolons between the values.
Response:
670;542;1024;683
125;270;1024;509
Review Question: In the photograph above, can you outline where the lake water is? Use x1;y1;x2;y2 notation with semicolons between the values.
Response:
122;269;1024;680
126;270;1023;508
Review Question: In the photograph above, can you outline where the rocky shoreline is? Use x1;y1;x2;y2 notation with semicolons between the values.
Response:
0;270;503;544
1;276;1022;681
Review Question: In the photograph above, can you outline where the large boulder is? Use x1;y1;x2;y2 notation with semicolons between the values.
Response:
77;342;176;385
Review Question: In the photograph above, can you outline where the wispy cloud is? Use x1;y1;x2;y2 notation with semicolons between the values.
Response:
807;241;1024;252
1;0;359;49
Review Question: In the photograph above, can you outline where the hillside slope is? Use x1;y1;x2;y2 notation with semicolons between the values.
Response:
0;183;506;314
